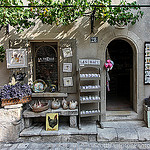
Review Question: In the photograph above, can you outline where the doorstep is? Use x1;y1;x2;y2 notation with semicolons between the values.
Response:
19;122;97;142
106;111;138;121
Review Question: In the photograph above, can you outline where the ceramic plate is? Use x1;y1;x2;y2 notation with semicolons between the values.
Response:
32;79;47;93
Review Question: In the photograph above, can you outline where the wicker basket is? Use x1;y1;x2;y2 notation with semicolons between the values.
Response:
1;96;31;107
31;103;49;113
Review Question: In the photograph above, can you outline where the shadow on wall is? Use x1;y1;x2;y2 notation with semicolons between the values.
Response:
0;16;107;87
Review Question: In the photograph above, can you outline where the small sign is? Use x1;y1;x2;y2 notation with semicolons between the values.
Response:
63;63;72;72
46;113;58;131
145;42;150;84
63;77;73;87
79;59;100;66
62;47;72;58
90;37;98;43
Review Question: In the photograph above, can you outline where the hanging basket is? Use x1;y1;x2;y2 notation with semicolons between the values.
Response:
1;96;32;107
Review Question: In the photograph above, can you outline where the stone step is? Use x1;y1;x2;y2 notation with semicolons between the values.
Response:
19;122;98;143
106;111;139;121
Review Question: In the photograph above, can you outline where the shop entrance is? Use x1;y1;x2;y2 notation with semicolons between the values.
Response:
106;39;133;111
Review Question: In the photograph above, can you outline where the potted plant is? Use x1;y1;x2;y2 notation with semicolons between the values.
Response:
0;81;32;107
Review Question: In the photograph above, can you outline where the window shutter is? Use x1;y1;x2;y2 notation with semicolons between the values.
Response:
59;39;77;93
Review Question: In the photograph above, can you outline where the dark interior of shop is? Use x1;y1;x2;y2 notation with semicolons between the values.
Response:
106;39;133;111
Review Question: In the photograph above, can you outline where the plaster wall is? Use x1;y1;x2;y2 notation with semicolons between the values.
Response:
0;0;149;120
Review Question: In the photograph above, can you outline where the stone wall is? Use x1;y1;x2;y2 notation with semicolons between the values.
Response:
0;105;23;142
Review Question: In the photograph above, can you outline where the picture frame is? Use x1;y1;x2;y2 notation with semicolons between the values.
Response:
46;113;58;131
62;47;72;58
63;63;72;72
144;42;150;84
63;77;73;87
6;49;27;68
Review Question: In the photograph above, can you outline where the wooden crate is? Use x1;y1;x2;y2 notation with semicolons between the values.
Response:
1;96;31;107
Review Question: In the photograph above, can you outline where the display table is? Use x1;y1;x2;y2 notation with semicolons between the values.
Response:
23;108;78;128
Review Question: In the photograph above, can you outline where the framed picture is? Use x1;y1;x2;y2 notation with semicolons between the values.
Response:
6;49;27;68
63;63;72;72
62;47;72;58
63;77;73;87
144;42;150;84
46;113;58;131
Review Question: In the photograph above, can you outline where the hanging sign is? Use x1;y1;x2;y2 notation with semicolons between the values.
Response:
144;42;150;84
79;59;100;66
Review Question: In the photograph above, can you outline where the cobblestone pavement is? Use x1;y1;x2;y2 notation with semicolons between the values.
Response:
1;142;150;150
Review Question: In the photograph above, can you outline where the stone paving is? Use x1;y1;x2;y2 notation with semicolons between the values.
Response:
97;120;150;142
1;142;150;150
2;120;150;149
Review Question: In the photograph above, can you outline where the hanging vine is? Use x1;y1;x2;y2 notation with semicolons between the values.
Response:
0;46;5;62
0;0;144;32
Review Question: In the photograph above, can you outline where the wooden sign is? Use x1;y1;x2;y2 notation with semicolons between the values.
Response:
46;113;58;131
79;59;100;66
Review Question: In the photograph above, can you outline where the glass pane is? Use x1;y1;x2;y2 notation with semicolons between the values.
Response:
35;45;58;91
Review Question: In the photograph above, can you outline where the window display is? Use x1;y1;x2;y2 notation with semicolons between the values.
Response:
35;45;58;91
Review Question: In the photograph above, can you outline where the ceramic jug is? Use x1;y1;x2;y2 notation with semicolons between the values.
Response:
52;98;60;109
69;100;77;110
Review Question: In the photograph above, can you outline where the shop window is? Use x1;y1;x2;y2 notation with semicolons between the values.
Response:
34;43;58;92
31;39;77;94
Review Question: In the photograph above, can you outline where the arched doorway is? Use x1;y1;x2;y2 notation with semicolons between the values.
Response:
106;39;133;111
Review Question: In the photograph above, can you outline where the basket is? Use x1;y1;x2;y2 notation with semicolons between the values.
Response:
31;103;49;113
1;96;32;107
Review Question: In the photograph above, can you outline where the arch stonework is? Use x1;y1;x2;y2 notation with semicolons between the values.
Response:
97;27;144;121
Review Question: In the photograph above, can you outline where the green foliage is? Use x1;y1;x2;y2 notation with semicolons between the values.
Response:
0;46;5;62
0;0;144;32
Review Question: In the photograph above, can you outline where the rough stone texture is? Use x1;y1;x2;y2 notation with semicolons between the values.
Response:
97;128;117;142
61;135;89;142
88;135;97;142
70;116;77;128
136;127;150;141
2;142;150;150
24;118;32;128
116;128;138;142
0;107;23;142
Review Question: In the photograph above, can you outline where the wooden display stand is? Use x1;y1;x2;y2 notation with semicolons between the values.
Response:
78;58;102;129
23;93;78;128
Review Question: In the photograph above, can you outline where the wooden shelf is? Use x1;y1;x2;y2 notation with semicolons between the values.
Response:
80;88;101;92
80;100;101;104
80;77;101;80
23;108;78;118
32;92;68;98
80;112;101;117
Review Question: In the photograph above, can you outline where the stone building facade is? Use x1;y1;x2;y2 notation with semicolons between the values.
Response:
0;0;150;142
